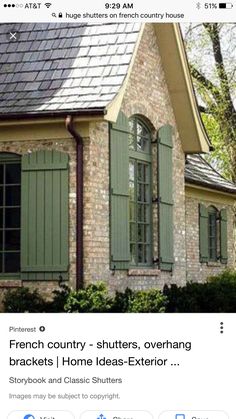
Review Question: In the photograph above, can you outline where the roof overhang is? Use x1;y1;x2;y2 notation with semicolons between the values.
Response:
186;182;236;203
154;24;210;153
106;23;210;154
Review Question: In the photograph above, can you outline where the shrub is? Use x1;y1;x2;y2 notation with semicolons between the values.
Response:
164;270;236;313
3;287;47;313
112;287;167;313
3;281;70;313
46;283;71;312
64;282;113;313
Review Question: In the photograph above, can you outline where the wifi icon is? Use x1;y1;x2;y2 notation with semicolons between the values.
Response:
45;2;52;7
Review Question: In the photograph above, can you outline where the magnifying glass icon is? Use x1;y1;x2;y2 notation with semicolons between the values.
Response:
52;12;56;17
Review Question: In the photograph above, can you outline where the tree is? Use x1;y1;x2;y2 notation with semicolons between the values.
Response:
183;23;236;181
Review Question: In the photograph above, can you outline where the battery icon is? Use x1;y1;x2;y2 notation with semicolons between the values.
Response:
219;2;233;7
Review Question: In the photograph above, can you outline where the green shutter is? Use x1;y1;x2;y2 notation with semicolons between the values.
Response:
110;111;130;269
199;203;209;262
158;124;174;271
21;150;69;280
220;208;228;264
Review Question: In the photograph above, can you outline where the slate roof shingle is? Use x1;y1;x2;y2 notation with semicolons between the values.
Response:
185;154;236;194
0;23;141;115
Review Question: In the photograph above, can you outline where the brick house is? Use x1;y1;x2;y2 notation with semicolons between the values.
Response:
0;22;235;303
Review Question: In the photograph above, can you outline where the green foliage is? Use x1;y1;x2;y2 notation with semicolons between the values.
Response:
164;270;236;313
202;113;232;179
112;288;167;313
64;282;113;313
3;282;70;313
3;287;47;313
3;272;236;313
46;283;71;312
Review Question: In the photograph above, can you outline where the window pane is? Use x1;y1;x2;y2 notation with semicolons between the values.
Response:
129;202;135;221
138;224;143;242
5;230;20;251
144;205;148;222
144;245;149;264
143;185;149;202
5;208;20;228
0;209;3;228
138;184;144;202
5;252;20;273
130;223;136;241
137;136;149;153
129;161;134;181
129;181;134;200
5;164;21;184
0;165;3;184
0;253;2;273
128;134;135;151
130;244;136;264
144;225;148;243
138;204;143;222
137;121;149;138
138;244;143;263
0;231;2;250
144;165;149;182
138;163;144;181
6;186;21;206
129;119;135;134
209;212;217;261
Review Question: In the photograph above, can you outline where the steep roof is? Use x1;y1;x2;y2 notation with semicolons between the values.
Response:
0;23;141;115
185;154;236;194
0;22;210;154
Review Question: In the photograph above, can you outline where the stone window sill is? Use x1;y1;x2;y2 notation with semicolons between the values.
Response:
128;269;160;276
0;280;22;288
207;262;223;267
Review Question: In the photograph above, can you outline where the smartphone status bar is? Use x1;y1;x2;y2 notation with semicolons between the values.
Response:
0;0;235;22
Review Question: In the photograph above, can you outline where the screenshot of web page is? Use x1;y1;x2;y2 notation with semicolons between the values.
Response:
0;1;235;419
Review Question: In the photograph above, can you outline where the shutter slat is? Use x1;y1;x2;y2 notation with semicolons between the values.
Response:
158;124;174;271
110;111;130;270
220;208;228;264
199;203;209;262
21;150;69;280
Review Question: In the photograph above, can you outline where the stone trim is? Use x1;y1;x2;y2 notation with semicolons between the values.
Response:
128;269;160;276
0;280;22;288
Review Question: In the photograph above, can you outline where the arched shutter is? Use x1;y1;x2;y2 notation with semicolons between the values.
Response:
158;124;174;271
220;208;228;264
21;150;69;280
110;112;130;270
199;203;209;262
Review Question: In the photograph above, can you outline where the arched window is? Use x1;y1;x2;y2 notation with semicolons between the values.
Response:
128;117;152;266
0;153;21;274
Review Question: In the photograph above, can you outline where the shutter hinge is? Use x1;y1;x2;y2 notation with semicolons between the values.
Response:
152;196;161;203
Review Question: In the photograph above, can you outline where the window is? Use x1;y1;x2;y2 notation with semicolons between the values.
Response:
128;117;152;266
110;111;174;271
0;150;69;280
0;154;21;274
199;204;227;264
